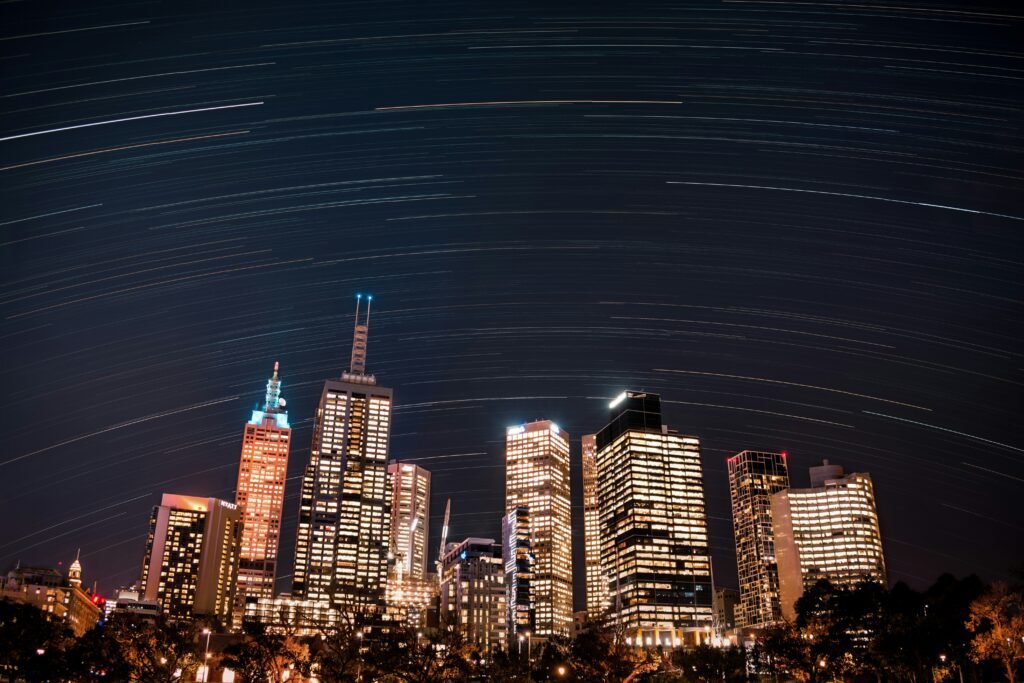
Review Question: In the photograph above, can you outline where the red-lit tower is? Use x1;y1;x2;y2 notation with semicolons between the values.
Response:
233;361;292;627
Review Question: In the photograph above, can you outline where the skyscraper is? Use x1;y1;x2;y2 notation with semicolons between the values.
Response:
728;450;789;628
504;420;573;637
292;295;393;611
581;434;608;618
234;362;292;625
771;460;887;621
594;391;713;646
384;461;434;627
502;505;534;642
439;537;506;653
141;494;243;622
387;462;431;582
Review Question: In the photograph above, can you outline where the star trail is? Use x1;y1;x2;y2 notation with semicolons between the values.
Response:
1;0;1020;610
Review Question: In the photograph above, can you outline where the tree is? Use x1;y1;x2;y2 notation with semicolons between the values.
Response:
64;621;134;681
0;598;72;682
564;619;660;682
753;623;814;682
967;581;1024;683
221;622;308;683
481;647;529;683
672;643;746;683
363;627;472;683
103;614;201;682
307;607;370;682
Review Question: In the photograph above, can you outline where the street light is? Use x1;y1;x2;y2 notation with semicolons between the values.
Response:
524;632;533;683
557;665;567;677
356;631;364;683
199;629;212;683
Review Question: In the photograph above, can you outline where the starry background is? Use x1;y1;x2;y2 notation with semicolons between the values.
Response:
2;1;1022;608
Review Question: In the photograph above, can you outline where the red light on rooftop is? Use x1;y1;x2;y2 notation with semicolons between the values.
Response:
781;451;788;458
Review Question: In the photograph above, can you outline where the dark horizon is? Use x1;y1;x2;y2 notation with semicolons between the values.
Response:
2;0;1021;614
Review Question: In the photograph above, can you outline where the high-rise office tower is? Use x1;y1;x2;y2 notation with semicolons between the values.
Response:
387;462;431;582
581;434;608;618
502;505;534;642
595;391;713;646
384;461;434;627
234;362;292;625
141;494;243;622
504;420;573;637
292;295;393;611
771;460;887;621
439;538;506;653
728;450;789;628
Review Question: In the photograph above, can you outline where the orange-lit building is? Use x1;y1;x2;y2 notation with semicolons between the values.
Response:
234;362;291;626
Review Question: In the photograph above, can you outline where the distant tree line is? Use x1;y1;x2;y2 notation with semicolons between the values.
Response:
1;570;1022;682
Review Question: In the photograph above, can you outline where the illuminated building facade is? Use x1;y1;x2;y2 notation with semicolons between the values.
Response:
728;450;789;628
245;594;342;635
439;538;506;653
0;556;102;636
771;460;887;621
292;295;393;611
140;494;242;622
581;434;608;618
504;420;572;637
384;573;437;628
713;587;739;632
595;391;713;646
234;362;291;625
387;462;431;582
501;505;534;641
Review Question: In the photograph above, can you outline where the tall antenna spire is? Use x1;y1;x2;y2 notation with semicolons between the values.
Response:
344;293;376;384
263;361;282;411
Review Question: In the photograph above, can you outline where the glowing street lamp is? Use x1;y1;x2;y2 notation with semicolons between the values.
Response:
199;629;212;682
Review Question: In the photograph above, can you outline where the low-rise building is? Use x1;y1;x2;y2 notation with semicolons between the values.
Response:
1;553;101;636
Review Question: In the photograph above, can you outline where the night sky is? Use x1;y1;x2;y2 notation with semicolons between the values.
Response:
2;2;1022;610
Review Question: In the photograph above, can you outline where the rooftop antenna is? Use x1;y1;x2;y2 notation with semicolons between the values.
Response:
263;361;282;411
344;293;375;384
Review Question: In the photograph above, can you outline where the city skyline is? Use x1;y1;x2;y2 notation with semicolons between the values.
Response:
3;0;1021;629
2;328;1015;613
